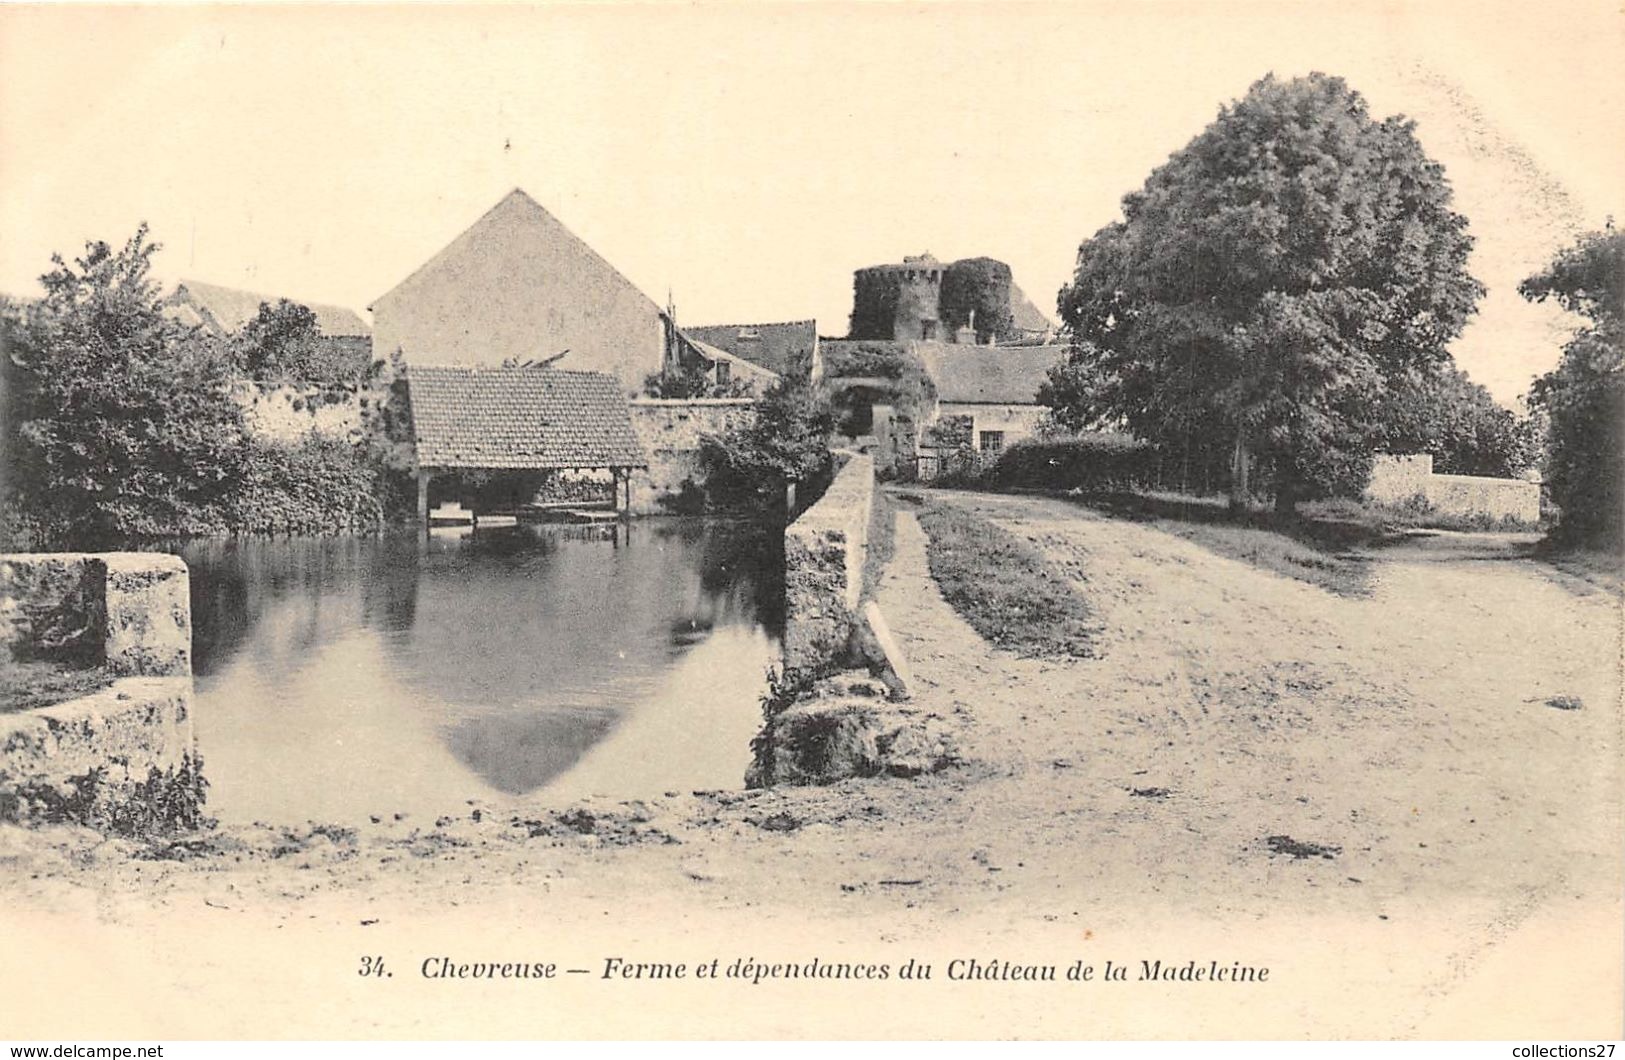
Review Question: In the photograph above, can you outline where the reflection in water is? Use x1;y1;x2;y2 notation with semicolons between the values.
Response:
442;705;620;795
175;520;782;824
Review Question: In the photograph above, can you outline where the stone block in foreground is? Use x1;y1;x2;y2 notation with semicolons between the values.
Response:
1;552;198;830
852;600;914;700
746;671;956;788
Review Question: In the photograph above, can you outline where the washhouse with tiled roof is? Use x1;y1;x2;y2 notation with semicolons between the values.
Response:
406;363;647;524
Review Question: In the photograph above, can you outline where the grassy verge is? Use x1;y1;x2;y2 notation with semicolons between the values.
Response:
0;657;116;715
1530;540;1624;594
1144;517;1372;597
1055;491;1373;597
900;494;1098;658
860;488;896;603
1299;496;1545;535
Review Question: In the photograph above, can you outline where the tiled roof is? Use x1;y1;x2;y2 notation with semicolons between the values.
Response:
1007;282;1054;336
171;279;371;337
919;343;1066;405
682;320;816;375
687;339;781;386
409;364;647;470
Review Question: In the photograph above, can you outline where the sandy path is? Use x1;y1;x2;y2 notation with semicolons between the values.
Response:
2;492;1619;1038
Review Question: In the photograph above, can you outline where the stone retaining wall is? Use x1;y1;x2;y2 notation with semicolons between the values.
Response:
782;452;875;678
627;398;758;514
751;500;947;790
1;553;199;827
235;382;367;444
1367;454;1541;524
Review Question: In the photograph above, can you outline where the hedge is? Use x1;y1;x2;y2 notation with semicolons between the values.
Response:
978;434;1164;494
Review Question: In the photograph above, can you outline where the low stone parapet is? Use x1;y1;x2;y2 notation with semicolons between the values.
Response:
2;552;191;676
1;552;201;831
782;452;874;679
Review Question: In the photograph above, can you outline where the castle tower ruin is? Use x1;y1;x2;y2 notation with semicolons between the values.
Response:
849;253;945;341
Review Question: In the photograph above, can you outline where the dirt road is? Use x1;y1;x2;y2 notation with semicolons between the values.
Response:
2;490;1619;1038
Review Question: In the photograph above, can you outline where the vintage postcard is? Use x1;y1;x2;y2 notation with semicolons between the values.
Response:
1;0;1620;1042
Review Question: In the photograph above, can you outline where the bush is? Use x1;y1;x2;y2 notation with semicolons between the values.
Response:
232;435;401;535
1521;225;1624;546
821;341;912;380
976;434;1163;494
3;227;251;545
3;230;414;545
234;300;370;386
1535;335;1623;545
696;373;833;513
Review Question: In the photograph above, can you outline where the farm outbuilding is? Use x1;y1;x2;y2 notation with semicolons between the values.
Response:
406;363;648;525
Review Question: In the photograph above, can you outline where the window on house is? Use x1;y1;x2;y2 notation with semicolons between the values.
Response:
716;361;731;385
979;430;1005;454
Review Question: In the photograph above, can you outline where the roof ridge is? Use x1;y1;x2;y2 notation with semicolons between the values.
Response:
175;277;361;314
686;319;816;330
171;278;370;335
368;192;534;310
370;189;662;317
411;362;618;376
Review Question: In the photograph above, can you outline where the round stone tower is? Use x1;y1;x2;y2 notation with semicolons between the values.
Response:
849;253;944;341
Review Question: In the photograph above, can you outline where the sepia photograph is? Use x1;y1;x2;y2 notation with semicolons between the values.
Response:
0;0;1621;1043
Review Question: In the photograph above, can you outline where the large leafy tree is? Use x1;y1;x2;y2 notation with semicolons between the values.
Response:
1520;225;1624;545
3;225;249;543
1043;73;1484;511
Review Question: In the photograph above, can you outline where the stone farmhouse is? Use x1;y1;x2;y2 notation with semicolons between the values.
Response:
917;343;1065;456
165;277;371;342
683;319;820;380
162;279;375;444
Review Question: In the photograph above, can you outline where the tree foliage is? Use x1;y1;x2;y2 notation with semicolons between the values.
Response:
697;368;834;511
1520;225;1624;544
1377;365;1532;478
940;257;1016;343
1042;73;1484;511
642;363;755;399
3;226;250;542
1;227;415;546
233;298;369;385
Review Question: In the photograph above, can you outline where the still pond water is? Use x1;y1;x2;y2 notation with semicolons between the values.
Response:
177;520;783;825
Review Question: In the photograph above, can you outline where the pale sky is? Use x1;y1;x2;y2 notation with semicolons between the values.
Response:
2;1;1621;404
